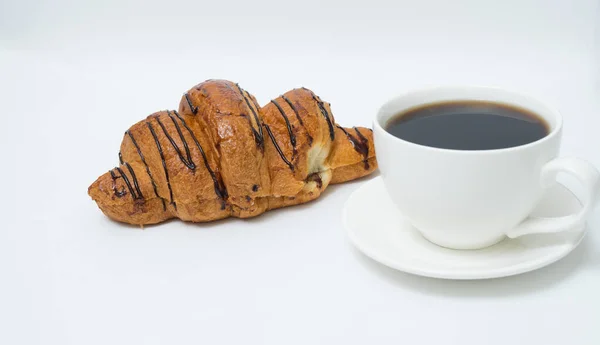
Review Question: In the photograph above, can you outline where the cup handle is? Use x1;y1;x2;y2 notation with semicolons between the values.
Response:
506;157;600;238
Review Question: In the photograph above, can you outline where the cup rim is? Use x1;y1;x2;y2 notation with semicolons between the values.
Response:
374;85;563;155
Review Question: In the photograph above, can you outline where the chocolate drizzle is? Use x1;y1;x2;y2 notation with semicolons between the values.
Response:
147;121;176;210
115;166;140;200
263;123;294;171
172;111;228;203
235;83;264;149
305;89;335;141
270;99;296;150
336;125;370;169
184;93;198;115
146;111;229;210
109;170;127;197
155;112;196;170
353;127;370;167
124;162;144;200
281;95;304;126
249;94;261;115
282;94;313;145
126;130;166;210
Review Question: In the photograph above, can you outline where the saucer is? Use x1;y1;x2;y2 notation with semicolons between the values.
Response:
343;177;587;280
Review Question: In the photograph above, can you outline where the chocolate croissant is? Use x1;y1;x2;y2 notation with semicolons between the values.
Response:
88;80;377;225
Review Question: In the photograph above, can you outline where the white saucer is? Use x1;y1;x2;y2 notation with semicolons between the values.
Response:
343;177;587;280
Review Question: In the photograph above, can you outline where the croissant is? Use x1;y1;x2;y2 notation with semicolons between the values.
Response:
88;80;377;225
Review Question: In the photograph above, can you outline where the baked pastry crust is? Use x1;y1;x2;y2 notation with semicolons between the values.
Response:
88;80;377;225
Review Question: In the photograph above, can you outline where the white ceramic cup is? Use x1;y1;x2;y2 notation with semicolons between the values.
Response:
373;86;600;250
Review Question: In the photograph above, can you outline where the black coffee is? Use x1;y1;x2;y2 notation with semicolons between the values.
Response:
385;101;549;150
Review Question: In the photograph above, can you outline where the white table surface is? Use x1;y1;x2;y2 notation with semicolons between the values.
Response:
2;3;600;342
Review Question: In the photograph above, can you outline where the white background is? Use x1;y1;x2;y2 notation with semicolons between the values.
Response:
1;1;600;344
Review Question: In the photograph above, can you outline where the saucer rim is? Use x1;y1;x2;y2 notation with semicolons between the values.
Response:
343;176;587;280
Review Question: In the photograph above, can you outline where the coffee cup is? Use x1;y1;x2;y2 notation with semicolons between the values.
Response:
373;86;600;250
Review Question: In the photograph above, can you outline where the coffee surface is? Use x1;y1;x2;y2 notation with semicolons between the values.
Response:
385;101;549;150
